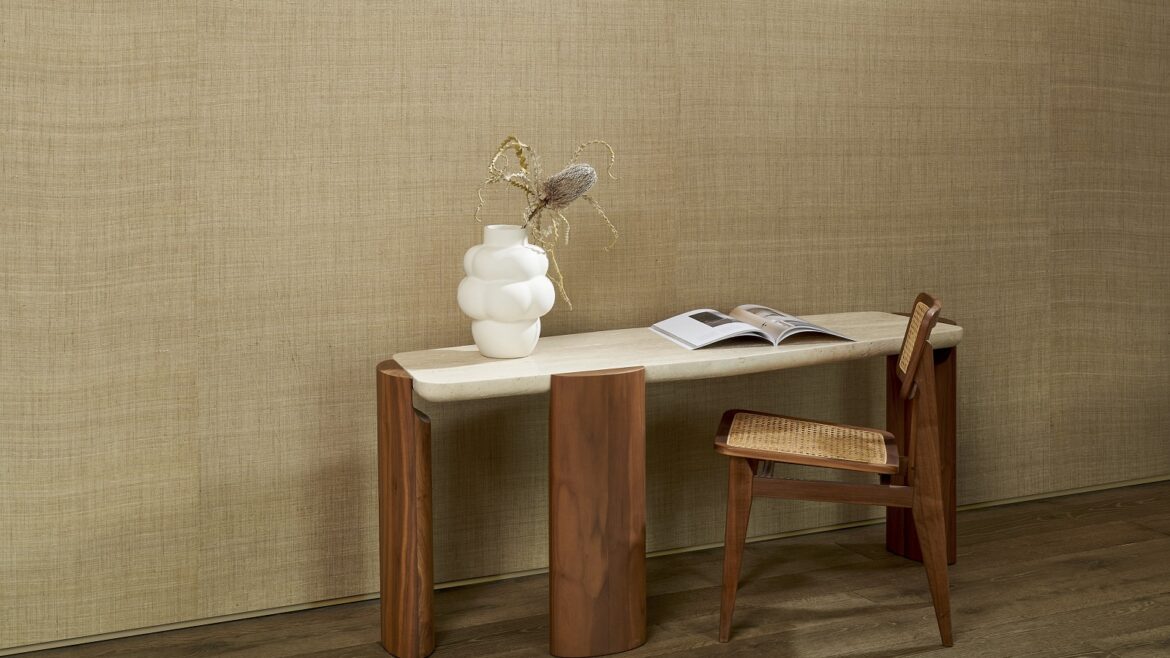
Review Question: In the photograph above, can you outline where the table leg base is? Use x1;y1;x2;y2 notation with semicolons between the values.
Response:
885;348;958;565
549;367;647;657
377;360;435;658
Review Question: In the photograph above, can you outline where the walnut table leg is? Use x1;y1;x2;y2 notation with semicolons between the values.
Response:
885;347;958;565
377;360;434;658
549;367;647;657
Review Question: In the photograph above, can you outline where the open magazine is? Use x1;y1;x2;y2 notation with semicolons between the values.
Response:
650;305;852;350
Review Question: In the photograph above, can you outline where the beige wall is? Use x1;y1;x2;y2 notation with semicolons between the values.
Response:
2;0;1167;651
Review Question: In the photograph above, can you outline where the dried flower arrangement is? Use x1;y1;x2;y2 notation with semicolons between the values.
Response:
474;136;617;309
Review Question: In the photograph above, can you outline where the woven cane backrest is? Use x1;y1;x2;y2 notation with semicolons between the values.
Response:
896;293;942;400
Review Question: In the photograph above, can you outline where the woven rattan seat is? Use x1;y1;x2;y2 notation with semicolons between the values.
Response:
726;412;889;466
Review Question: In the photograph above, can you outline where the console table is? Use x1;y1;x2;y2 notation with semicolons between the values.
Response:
377;311;962;658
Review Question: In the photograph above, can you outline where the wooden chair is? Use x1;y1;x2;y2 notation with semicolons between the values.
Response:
714;293;952;646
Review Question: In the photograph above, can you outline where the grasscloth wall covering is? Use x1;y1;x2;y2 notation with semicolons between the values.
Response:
1;0;1167;651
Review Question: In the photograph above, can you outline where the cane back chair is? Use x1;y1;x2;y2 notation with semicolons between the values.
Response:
713;293;952;646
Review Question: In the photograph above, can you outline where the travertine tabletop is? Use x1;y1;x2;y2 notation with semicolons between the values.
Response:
393;311;963;402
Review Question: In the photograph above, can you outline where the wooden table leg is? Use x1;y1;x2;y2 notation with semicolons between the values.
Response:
549;367;647;657
885;347;957;565
377;360;435;658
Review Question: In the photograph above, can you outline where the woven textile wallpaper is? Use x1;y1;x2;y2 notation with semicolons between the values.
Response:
2;0;1167;650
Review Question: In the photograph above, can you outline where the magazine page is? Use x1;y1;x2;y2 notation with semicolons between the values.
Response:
650;309;772;350
729;305;853;343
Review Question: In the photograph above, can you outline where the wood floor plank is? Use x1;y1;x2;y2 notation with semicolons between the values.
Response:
23;482;1170;658
288;644;394;658
1132;511;1170;537
925;592;1170;657
954;484;1170;549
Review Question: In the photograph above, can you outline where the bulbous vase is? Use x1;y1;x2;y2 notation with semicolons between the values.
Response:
457;225;555;358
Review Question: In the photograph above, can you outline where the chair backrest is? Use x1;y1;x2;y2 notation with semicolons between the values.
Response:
896;293;942;400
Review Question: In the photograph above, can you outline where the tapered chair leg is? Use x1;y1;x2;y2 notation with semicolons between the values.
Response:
912;489;953;646
719;457;755;643
911;361;953;647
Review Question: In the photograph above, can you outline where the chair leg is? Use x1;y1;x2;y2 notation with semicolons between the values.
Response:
719;457;755;643
912;481;953;646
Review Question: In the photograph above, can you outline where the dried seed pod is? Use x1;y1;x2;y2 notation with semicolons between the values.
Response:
540;163;597;211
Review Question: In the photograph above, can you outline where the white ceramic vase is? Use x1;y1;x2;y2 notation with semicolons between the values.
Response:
457;225;556;358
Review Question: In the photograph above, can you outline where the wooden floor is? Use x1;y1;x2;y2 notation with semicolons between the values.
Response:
29;481;1170;658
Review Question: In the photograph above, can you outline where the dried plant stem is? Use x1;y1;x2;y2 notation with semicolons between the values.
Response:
571;140;618;181
584;194;618;249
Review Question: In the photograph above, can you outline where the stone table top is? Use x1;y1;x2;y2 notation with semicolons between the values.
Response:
392;311;963;402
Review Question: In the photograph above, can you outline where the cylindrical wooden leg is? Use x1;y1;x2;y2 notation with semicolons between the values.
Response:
377;360;435;658
934;346;958;563
549;367;647;657
885;348;958;565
